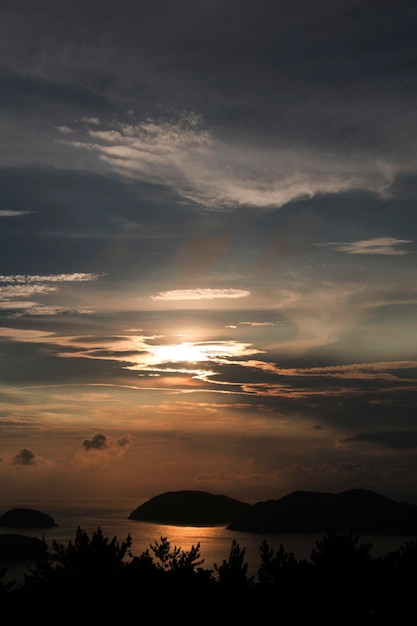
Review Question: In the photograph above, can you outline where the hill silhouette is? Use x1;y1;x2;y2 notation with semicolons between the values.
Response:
0;533;48;561
0;508;57;529
128;490;251;525
227;488;417;534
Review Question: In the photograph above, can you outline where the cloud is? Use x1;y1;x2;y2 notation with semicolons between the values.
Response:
239;321;276;327
151;288;251;301
318;237;413;255
0;210;33;217
0;273;102;283
79;117;100;126
54;126;74;134
0;301;39;310
0;327;55;341
338;431;417;450
279;361;417;380
82;433;132;453
9;305;95;317
78;433;132;467
62;114;409;210
279;462;406;481
82;433;108;451
0;273;102;317
196;460;410;501
12;448;38;466
0;285;58;298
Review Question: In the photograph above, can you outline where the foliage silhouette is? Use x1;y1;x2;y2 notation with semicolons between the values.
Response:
308;530;377;623
213;539;254;587
149;535;205;572
2;526;417;623
0;565;16;598
24;526;131;584
310;529;373;569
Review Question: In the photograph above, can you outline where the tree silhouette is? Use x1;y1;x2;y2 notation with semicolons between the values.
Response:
149;535;205;573
26;526;131;582
258;539;299;588
310;529;373;569
309;530;376;623
0;565;16;598
3;526;417;623
213;539;253;588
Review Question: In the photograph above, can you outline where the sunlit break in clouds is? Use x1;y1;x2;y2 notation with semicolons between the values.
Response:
151;289;251;301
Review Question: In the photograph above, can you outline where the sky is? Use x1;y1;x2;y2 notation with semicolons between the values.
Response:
0;0;417;507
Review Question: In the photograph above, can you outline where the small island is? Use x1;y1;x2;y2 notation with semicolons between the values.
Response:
128;490;251;526
0;533;48;562
0;508;57;529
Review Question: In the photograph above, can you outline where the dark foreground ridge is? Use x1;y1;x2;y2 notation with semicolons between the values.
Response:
0;508;57;529
227;488;417;534
128;489;251;525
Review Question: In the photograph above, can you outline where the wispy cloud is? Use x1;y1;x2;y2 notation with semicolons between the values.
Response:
54;126;74;134
239;321;277;327
62;114;406;210
0;210;33;217
79;116;100;126
1;323;415;401
0;301;39;310
0;273;101;317
0;327;55;341
151;288;251;301
0;285;58;297
318;237;413;255
10;305;96;317
0;273;102;283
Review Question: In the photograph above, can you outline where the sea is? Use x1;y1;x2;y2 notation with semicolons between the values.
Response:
1;498;415;585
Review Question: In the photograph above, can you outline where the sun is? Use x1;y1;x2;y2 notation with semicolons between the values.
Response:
154;341;209;364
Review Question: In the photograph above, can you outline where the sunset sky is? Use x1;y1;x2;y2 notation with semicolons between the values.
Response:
1;0;417;506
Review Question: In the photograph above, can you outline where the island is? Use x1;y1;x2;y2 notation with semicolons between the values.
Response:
129;488;417;534
227;488;417;534
0;508;57;529
128;490;251;526
0;533;48;562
